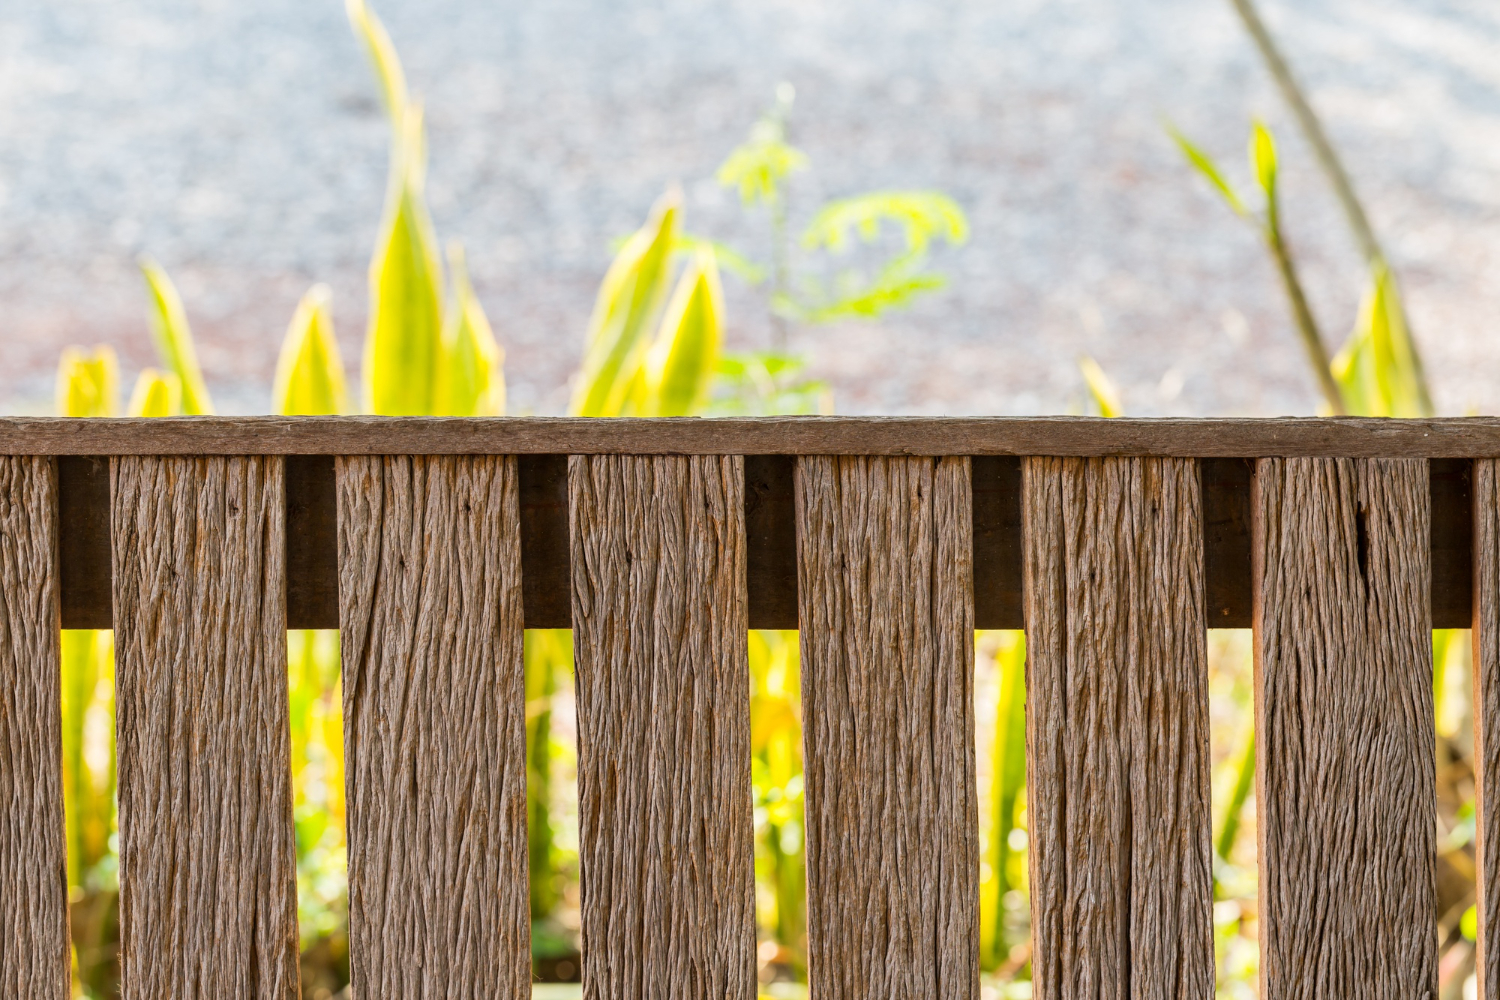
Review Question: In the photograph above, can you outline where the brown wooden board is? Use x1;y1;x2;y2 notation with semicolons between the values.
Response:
1476;459;1500;999
56;451;1477;631
1022;456;1215;998
112;455;300;998
1253;457;1437;999
796;455;978;1000
0;456;70;999
20;414;1500;457
337;455;530;998
568;454;758;1000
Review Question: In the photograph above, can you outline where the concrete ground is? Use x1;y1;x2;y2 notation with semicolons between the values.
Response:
3;0;1499;416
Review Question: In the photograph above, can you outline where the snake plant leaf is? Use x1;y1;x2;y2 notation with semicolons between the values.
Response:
435;242;506;416
362;103;444;416
570;189;681;416
1167;125;1248;218
345;0;408;127
127;368;183;417
55;345;119;417
139;258;214;415
1330;263;1425;418
641;248;724;417
983;631;1028;968
1077;355;1122;417
1250;119;1278;201
273;284;349;416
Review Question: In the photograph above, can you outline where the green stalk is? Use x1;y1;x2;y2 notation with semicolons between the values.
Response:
1263;218;1345;415
985;632;1028;968
1215;727;1257;873
525;630;565;923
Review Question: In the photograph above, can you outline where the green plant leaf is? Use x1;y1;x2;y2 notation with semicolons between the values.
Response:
127;368;183;417
1077;355;1122;417
801;191;968;256
345;0;409;127
435;242;506;416
274;285;349;416
362;103;444;415
983;631;1028;969
139;257;214;414
640;248;724;417
570;189;682;416
1330;263;1425;417
55;345;119;417
716;87;806;207
1166;125;1248;218
1250;119;1278;201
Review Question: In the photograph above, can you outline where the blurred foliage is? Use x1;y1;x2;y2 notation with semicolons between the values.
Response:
274;285;349;417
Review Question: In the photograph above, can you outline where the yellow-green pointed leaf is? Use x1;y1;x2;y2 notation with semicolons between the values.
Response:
139;258;214;415
641;248;724;417
1077;355;1122;417
570;189;681;417
1166;124;1247;217
127;369;183;417
274;284;349;416
345;0;408;127
1250;119;1278;200
435;242;506;416
1332;264;1425;418
362;104;444;416
55;345;119;417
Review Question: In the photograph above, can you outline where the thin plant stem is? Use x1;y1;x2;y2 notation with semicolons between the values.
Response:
1264;221;1347;415
1227;0;1434;415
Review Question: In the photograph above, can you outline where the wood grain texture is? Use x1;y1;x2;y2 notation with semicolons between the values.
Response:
338;455;529;1000
795;455;978;1000
1253;457;1437;1000
568;454;757;1000
1476;459;1500;999
112;455;299;999
19;414;1500;457
1022;457;1214;1000
0;457;69;999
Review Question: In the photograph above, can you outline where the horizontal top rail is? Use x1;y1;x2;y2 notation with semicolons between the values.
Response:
8;415;1500;456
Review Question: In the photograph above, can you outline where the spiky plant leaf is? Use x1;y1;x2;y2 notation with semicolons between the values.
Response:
139;258;214;414
570;190;681;416
1250;119;1278;201
638;248;724;417
345;0;409;126
1331;264;1425;417
274;285;349;416
1078;355;1122;417
55;345;119;417
127;368;182;417
1167;125;1248;218
436;242;506;416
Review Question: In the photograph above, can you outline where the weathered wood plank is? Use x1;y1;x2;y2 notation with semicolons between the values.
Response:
1476;459;1500;999
0;457;70;999
796;455;978;1000
568;454;757;1000
1253;457;1437;999
1022;456;1214;1000
338;455;530;1000
20;414;1500;457
112;455;300;999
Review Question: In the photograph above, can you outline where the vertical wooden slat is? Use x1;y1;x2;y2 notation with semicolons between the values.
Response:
1021;456;1214;999
337;455;529;999
795;455;978;1000
1254;457;1436;999
569;454;756;1000
1475;459;1500;998
0;457;69;999
112;455;299;998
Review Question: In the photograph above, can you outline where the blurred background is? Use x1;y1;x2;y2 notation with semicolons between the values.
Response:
8;1;1499;998
7;0;1500;416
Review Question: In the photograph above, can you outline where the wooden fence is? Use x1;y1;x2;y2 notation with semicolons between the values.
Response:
3;414;1499;998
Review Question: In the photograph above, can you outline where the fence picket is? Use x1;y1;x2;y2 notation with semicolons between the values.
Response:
0;457;69;999
112;456;299;998
337;455;530;998
1475;459;1500;999
795;455;978;1000
1254;457;1437;999
1022;456;1215;999
569;454;757;1000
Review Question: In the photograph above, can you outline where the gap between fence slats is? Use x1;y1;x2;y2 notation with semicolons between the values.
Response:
796;455;978;1000
112;455;300;999
569;454;758;1000
337;455;530;999
1254;457;1437;999
0;456;70;1000
1023;456;1215;999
